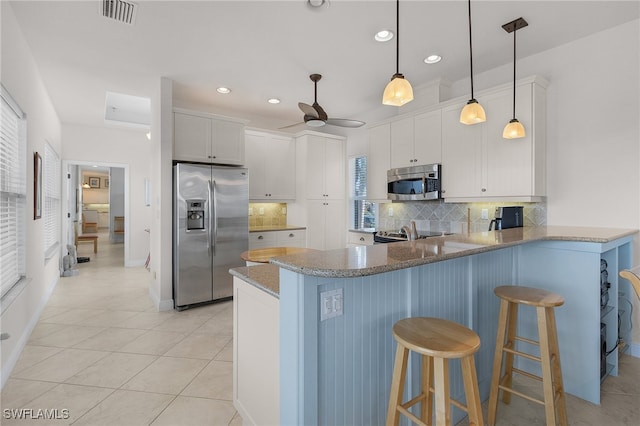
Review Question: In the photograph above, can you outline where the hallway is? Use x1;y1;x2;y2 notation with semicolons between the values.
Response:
1;233;240;425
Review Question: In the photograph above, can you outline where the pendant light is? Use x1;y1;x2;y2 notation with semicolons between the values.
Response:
460;0;485;124
502;17;528;139
382;0;413;106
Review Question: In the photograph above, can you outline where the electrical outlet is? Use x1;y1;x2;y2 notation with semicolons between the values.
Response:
388;207;394;217
259;207;264;215
281;206;287;214
481;209;488;220
320;288;343;321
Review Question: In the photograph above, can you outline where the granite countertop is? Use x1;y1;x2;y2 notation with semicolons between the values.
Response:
230;264;280;298
250;225;306;232
270;226;638;278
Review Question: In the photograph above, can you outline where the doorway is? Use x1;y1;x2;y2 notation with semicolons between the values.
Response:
62;160;130;267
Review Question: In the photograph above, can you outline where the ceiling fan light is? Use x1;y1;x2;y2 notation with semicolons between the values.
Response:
306;119;326;127
382;74;414;106
503;119;526;139
459;99;486;124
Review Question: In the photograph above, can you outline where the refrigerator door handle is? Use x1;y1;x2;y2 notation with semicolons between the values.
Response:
210;179;218;256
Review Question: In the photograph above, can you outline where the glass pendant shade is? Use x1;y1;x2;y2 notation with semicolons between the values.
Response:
382;74;414;106
503;118;525;139
459;99;486;124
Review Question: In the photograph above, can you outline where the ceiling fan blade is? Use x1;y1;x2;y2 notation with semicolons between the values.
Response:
313;103;328;121
298;102;319;118
325;118;366;128
278;121;305;130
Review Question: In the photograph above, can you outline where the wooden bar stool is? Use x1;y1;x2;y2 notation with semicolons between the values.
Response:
387;317;483;426
488;286;567;426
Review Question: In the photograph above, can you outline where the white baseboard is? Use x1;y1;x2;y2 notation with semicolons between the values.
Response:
1;275;58;389
628;342;640;358
148;283;173;312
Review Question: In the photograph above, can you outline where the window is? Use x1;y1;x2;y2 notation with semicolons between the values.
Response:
349;156;376;229
43;141;60;259
0;85;27;298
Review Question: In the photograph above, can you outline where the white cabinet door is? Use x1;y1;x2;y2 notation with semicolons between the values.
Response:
211;119;245;165
441;104;483;198
246;132;295;200
306;200;326;250
305;135;326;199
368;123;391;201
390;116;415;169
324;138;345;200
174;110;245;165
174;112;211;162
414;109;442;165
484;85;535;197
306;200;345;250
245;132;268;199
266;135;296;200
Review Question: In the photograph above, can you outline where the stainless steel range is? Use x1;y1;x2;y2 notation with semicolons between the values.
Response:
374;230;452;244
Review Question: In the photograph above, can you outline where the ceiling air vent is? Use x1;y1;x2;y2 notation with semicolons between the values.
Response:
100;0;138;25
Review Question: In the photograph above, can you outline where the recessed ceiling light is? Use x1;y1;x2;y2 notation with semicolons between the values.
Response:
267;98;281;104
216;87;231;94
424;54;442;64
375;30;394;42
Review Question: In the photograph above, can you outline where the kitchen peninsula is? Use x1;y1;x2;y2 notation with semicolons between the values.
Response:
230;226;636;426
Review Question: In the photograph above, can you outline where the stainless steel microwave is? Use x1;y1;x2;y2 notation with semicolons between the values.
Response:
387;164;442;201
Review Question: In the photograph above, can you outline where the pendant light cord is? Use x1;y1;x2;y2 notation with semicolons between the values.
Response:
467;0;474;99
396;0;400;75
512;29;517;120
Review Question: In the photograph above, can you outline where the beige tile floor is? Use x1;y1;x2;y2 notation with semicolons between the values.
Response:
1;231;241;425
2;231;640;425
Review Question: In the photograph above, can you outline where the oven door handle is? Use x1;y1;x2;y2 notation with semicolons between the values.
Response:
422;174;427;198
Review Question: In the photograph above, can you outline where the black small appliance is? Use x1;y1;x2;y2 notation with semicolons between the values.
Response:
488;206;523;231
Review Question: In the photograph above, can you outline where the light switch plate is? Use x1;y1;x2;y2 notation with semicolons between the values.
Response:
320;288;343;321
481;209;488;220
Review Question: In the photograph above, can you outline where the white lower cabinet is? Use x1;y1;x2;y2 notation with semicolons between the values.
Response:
307;200;345;250
233;277;279;426
249;229;306;250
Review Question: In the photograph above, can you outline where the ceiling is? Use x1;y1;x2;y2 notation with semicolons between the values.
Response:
8;1;640;132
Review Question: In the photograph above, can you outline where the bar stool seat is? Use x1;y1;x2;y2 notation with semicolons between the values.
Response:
488;285;567;426
387;317;483;426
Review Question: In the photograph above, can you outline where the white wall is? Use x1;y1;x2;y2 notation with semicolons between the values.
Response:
62;124;152;266
0;3;62;387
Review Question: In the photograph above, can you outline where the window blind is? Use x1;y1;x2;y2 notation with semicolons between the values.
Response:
43;141;60;258
350;156;375;229
0;87;27;298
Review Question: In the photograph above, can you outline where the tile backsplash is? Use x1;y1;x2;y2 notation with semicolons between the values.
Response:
249;203;287;227
378;200;547;234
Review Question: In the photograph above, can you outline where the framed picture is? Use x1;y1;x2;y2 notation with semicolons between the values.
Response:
105;178;110;188
89;177;100;188
34;152;42;220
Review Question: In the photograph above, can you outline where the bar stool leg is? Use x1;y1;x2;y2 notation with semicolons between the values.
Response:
422;355;434;424
387;344;409;426
538;306;568;426
433;357;450;426
501;301;518;404
488;299;509;426
461;355;484;426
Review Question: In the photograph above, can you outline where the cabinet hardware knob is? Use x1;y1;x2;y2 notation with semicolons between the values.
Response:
481;188;486;192
258;236;263;239
289;234;294;238
360;237;365;241
414;158;418;162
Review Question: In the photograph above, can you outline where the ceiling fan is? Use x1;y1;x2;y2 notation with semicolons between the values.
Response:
281;74;365;129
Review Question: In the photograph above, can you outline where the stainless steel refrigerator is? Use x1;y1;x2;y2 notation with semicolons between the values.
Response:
173;163;248;310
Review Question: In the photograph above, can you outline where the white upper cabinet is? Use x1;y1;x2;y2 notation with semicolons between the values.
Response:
245;130;295;201
367;123;391;201
413;109;442;165
390;109;442;169
441;77;547;202
173;109;246;165
303;134;345;200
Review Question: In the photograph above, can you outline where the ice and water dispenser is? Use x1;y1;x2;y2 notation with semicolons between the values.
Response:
186;200;205;230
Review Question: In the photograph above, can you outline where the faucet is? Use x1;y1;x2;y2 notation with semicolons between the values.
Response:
401;221;419;241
